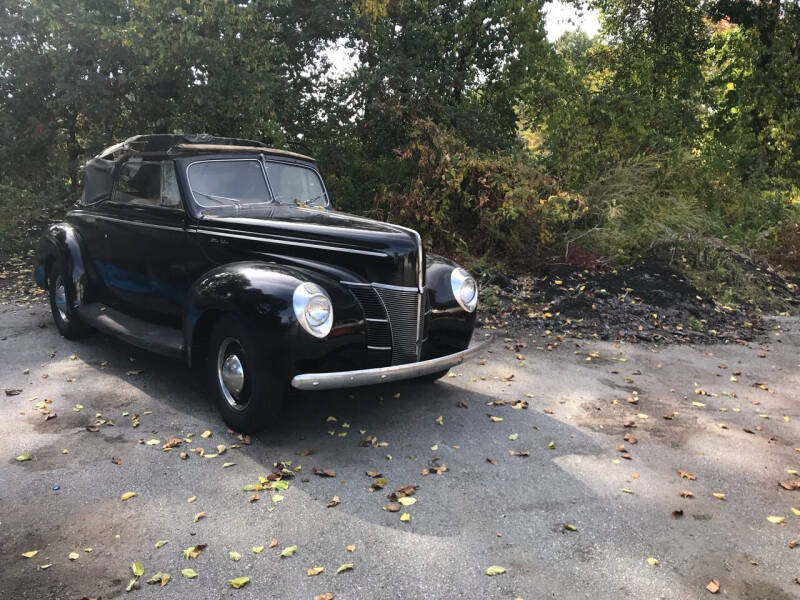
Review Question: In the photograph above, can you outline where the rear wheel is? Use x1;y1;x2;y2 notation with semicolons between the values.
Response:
48;258;92;339
207;315;285;433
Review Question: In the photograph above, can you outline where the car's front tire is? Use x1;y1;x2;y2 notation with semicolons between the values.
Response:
207;315;285;433
48;258;92;339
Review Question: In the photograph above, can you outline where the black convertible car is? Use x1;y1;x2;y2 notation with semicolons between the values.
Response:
35;134;488;432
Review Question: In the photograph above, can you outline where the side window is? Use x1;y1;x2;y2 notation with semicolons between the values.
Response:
161;161;182;208
113;159;162;207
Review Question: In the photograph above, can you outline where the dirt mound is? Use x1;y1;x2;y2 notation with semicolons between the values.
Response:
480;261;767;343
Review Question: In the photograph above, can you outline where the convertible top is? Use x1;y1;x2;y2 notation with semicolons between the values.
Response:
81;134;314;206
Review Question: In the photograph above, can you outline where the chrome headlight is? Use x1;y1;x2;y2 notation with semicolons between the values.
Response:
450;267;478;312
293;282;334;338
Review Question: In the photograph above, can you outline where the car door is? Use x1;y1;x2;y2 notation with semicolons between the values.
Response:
93;159;199;324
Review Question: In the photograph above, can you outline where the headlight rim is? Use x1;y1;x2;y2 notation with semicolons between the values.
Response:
293;282;334;338
450;267;478;313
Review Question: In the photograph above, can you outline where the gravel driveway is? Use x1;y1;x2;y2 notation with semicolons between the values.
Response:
1;304;799;599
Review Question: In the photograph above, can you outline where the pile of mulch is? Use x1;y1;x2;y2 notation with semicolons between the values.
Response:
0;256;44;307
480;261;772;344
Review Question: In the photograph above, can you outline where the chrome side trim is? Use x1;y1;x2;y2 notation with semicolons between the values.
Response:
291;333;491;391
71;212;185;232
195;229;388;258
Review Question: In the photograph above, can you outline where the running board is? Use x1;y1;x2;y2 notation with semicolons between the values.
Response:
77;303;185;360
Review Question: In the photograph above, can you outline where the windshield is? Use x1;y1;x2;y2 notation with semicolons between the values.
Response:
188;159;270;208
265;162;327;207
187;158;328;210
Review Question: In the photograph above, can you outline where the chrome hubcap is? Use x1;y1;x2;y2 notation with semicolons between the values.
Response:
217;338;246;410
54;276;69;322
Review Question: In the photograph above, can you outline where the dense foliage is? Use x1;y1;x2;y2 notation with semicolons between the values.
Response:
1;0;799;291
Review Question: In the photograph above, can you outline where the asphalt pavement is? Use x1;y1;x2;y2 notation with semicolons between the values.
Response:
1;303;799;599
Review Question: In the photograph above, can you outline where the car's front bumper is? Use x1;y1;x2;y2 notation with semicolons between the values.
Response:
291;332;492;391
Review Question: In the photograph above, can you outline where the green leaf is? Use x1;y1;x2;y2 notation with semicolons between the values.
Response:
337;563;354;573
271;480;289;491
229;576;250;589
181;568;198;579
564;523;578;531
15;453;31;462
546;441;556;450
508;433;519;441
125;578;137;592
279;545;297;558
132;562;145;576
229;551;242;561
21;550;38;558
485;565;506;576
155;539;168;548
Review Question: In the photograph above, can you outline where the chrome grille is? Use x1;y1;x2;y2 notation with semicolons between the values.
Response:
345;283;424;366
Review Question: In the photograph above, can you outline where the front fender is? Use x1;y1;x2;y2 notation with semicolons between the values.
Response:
423;253;477;358
35;223;91;301
184;261;365;374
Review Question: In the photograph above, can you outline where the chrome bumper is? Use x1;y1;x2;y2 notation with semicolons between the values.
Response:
291;333;492;391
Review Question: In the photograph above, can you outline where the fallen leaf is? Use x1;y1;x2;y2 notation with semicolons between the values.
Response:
120;491;137;501
126;578;138;592
21;550;38;558
132;562;145;576
155;540;168;549
181;568;198;579
489;416;503;422
346;544;356;552
564;523;578;531
314;594;334;600
146;572;171;586
229;551;242;561
337;563;354;574
672;510;684;519
547;441;556;450
680;490;694;498
162;438;181;450
223;462;235;468
280;545;297;558
182;544;207;559
706;579;720;594
647;557;659;566
398;496;417;506
193;512;207;522
712;493;726;500
15;453;31;462
791;507;800;517
269;539;278;548
313;468;336;478
384;503;401;512
508;433;519;441
326;495;341;508
485;565;506;576
187;495;197;503
370;477;387;491
678;470;696;480
435;415;444;425
252;546;264;553
145;439;160;446
5;388;22;396
779;481;800;491
68;552;79;561
200;430;212;438
767;515;785;524
509;450;530;457
272;494;284;503
400;512;411;522
307;567;324;576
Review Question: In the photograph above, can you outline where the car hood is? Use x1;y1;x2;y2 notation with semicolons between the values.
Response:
196;206;423;288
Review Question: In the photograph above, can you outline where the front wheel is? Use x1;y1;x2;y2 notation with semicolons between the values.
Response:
418;368;451;383
207;315;285;433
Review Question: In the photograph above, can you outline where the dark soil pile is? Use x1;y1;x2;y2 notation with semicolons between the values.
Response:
480;261;771;343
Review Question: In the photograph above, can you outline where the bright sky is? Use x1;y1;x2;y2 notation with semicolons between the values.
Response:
544;1;600;42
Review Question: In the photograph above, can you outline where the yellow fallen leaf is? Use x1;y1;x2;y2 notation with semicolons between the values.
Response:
435;415;444;425
489;416;503;422
181;568;198;579
485;565;506;576
21;550;38;558
132;562;144;576
187;496;197;503
400;512;411;522
182;544;207;559
229;551;241;561
272;494;284;503
68;552;79;561
216;444;226;454
120;491;136;501
39;563;52;569
155;540;168;548
223;462;235;468
337;563;354;573
252;546;264;554
307;567;324;576
712;493;726;500
145;439;160;446
193;512;206;522
767;515;785;524
791;507;800;517
229;576;250;589
398;496;417;506
346;544;356;552
200;430;212;438
280;545;297;558
647;557;659;566
16;453;31;462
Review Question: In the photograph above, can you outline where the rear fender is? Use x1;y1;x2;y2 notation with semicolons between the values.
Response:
35;223;90;303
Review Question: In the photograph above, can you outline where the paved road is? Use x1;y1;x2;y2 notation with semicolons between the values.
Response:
1;304;799;599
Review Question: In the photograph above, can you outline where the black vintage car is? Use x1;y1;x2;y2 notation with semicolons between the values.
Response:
35;134;488;432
